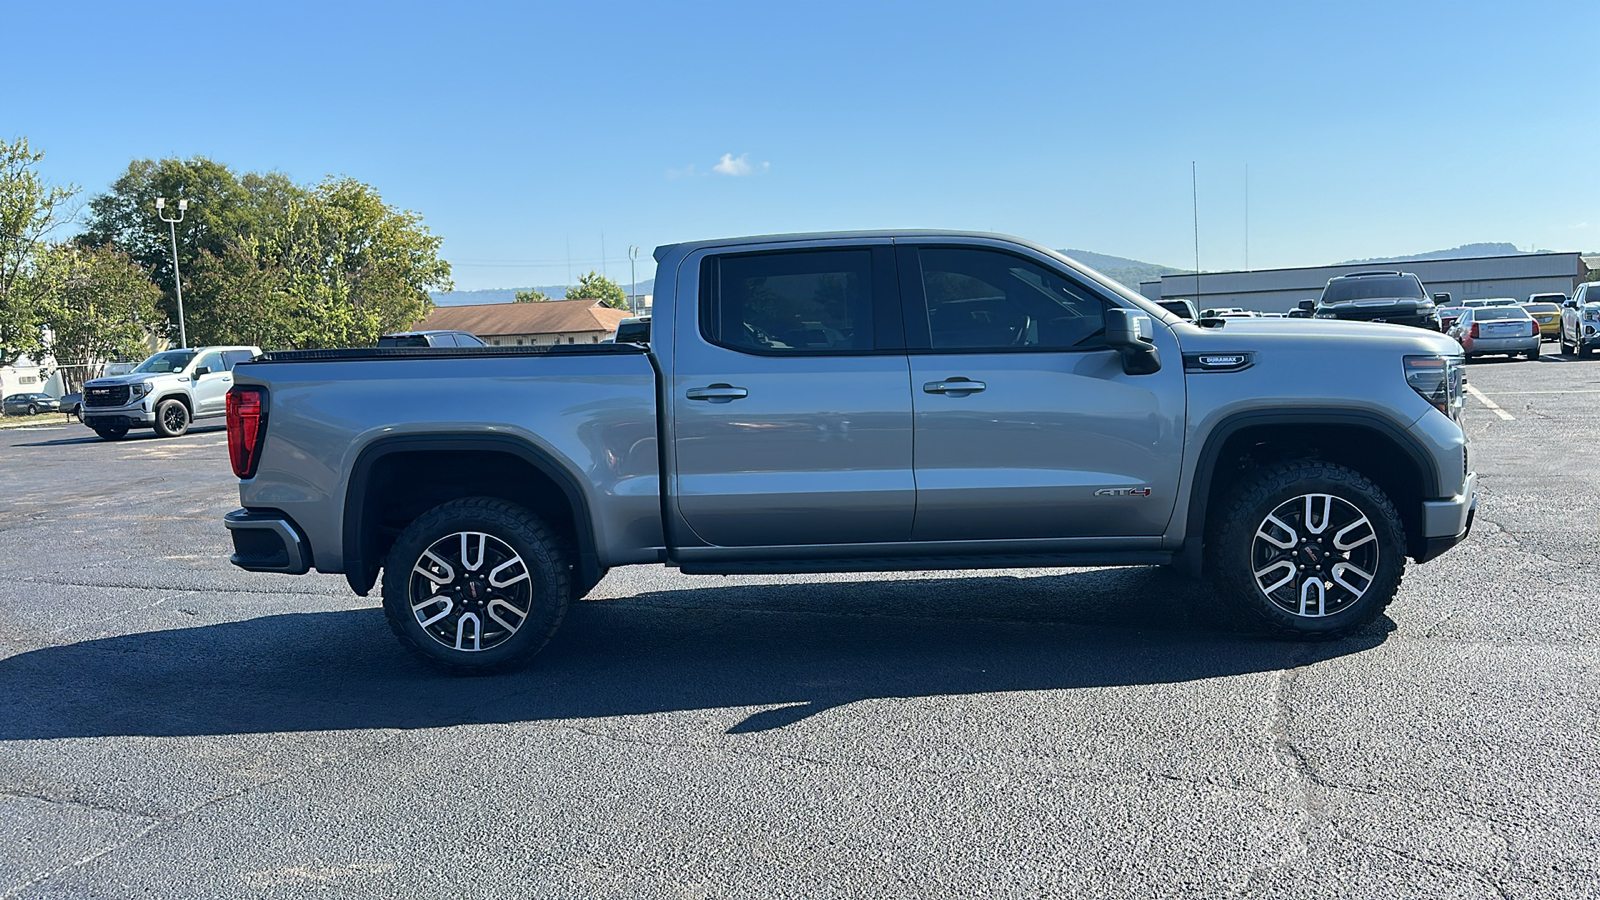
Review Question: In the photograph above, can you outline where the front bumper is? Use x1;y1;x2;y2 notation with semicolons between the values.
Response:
1415;471;1477;563
81;400;154;427
224;508;312;574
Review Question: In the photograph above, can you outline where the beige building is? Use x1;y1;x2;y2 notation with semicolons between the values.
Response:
416;300;630;347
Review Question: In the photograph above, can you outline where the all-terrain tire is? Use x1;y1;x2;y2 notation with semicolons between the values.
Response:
381;497;571;674
153;399;190;437
1209;460;1406;640
93;424;129;441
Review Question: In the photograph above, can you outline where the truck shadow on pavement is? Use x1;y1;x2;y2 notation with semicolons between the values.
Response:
0;567;1390;740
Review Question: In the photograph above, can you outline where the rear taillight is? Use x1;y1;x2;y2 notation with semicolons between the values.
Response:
1532;320;1540;336
226;387;268;479
1469;323;1480;339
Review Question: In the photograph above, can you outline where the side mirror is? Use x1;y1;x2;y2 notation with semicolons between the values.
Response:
1564;299;1579;308
193;366;211;378
1106;308;1160;375
1297;299;1317;312
1433;293;1451;304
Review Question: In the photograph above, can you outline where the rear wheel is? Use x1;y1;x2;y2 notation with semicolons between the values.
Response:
92;424;129;441
26;403;38;416
1210;460;1406;640
153;399;190;437
1526;345;1540;361
382;497;571;674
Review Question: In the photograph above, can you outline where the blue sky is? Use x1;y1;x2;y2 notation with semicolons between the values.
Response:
9;0;1597;291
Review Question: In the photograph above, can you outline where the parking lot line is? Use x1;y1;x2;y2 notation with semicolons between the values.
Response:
1473;389;1600;395
1466;384;1515;420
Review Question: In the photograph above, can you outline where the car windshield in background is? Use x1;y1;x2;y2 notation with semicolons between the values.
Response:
1440;307;1466;316
1322;277;1425;303
1524;303;1560;314
1474;307;1531;320
377;335;430;348
131;351;197;374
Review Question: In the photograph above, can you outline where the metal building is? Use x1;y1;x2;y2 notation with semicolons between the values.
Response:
1138;252;1588;313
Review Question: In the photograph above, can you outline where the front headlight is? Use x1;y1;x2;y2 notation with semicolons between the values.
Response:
129;382;151;399
1404;355;1465;420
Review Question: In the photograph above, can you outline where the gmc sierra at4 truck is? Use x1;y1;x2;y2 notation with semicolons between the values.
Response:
83;345;261;440
221;231;1477;673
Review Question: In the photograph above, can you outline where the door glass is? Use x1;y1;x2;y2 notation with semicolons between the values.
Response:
194;352;222;374
918;248;1108;351
707;250;874;353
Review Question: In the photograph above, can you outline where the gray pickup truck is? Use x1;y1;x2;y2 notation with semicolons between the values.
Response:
222;231;1476;672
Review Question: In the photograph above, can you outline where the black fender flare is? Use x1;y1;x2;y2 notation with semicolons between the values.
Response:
341;433;600;597
1177;408;1440;574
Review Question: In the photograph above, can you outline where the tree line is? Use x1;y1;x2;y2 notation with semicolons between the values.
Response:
1;137;454;389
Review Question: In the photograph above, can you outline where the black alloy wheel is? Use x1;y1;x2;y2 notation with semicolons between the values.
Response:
153;399;190;437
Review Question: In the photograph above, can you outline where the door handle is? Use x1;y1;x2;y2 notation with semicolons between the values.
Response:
923;378;986;395
686;384;748;402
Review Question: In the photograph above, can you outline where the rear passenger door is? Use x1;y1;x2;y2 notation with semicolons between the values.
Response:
899;242;1186;541
670;242;914;548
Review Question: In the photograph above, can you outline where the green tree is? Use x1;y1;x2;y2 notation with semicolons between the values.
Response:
33;244;161;391
1;137;79;364
565;270;628;309
80;160;452;349
514;287;552;302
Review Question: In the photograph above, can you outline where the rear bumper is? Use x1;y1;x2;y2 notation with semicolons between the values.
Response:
1464;336;1539;354
224;508;312;574
1415;472;1477;563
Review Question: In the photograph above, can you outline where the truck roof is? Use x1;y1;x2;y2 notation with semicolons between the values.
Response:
653;230;1047;263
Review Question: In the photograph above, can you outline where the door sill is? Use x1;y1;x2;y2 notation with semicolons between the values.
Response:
677;550;1172;576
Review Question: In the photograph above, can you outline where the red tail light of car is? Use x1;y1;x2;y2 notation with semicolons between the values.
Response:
1469;323;1480;339
226;386;268;479
1532;320;1541;337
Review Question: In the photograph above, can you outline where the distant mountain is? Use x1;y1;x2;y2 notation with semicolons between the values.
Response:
1058;249;1186;289
1337;243;1536;265
431;278;655;307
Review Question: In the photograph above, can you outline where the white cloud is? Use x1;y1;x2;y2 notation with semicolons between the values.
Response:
713;152;767;176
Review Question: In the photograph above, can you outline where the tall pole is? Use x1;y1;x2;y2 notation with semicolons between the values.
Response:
1244;163;1250;272
1192;162;1201;306
628;246;639;315
156;198;189;348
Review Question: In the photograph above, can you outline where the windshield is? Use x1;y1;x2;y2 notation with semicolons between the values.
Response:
1474;307;1531;320
1321;276;1426;303
131;350;198;374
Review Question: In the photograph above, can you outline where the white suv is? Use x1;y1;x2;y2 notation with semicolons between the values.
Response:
1559;282;1600;357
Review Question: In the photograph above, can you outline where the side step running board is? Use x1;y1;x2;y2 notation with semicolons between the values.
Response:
678;551;1173;576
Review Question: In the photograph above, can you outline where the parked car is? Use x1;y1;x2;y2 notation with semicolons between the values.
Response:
1;392;60;416
611;316;651;343
80;345;262;440
1462;297;1520;309
1527;292;1567;307
377;330;487;348
222;229;1476;672
1559;282;1600;357
1199;307;1247;318
1521;301;1562;339
1156;299;1198;321
58;392;82;420
1448;306;1540;360
1438;307;1467;332
1312;271;1441;330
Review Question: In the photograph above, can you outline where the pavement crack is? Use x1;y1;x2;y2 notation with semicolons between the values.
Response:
0;789;157;822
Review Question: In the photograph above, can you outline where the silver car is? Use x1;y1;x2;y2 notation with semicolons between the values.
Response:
1449;305;1541;361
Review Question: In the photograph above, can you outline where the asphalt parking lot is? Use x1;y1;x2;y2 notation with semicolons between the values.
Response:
2;354;1597;899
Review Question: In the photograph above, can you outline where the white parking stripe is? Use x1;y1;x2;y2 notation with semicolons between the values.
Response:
1466;384;1515;421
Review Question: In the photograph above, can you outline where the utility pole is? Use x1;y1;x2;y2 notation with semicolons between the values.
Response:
155;197;189;348
628;246;640;315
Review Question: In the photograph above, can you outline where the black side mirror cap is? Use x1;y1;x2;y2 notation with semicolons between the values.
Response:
1106;308;1161;375
192;366;211;378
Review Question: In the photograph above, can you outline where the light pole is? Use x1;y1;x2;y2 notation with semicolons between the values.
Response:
627;246;640;315
155;197;189;348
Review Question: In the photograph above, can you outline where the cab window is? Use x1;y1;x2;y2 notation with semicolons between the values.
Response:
909;247;1109;351
701;249;876;355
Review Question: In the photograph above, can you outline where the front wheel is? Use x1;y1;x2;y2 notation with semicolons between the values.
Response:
381;497;571;674
153;399;190;437
1209;460;1406;640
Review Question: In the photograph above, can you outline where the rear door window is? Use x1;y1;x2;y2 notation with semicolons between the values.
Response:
701;249;878;354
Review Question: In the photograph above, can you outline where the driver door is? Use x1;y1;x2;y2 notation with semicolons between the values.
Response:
189;351;231;417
